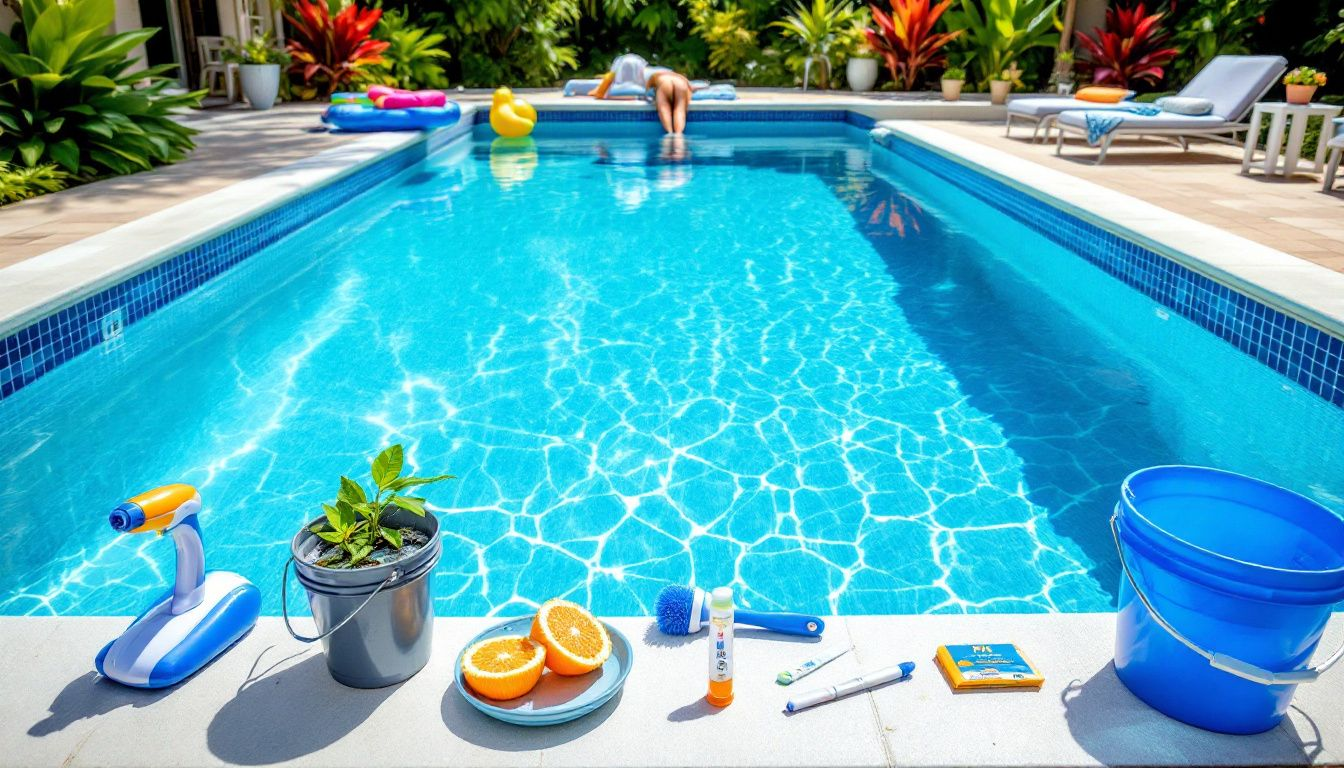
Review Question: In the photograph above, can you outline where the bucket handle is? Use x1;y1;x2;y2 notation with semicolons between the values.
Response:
280;557;401;644
1111;512;1344;686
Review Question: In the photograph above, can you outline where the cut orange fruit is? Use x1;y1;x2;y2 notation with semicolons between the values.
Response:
530;598;612;676
461;635;546;700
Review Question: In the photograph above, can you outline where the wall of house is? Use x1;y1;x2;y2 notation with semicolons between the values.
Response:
1074;0;1109;46
113;0;151;70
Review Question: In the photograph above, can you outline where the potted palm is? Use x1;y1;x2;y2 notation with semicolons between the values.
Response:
1283;67;1326;105
941;64;965;100
223;33;290;110
773;0;864;90
1050;50;1075;94
282;445;453;688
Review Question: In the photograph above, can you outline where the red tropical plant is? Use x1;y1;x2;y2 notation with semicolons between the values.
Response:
1074;3;1179;89
863;0;963;91
285;0;389;98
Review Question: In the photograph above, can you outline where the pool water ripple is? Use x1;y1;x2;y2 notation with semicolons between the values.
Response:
1;128;1340;617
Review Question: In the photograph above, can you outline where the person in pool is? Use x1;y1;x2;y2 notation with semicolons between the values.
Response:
647;68;691;134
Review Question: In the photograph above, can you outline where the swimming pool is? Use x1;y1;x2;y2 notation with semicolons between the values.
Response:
2;121;1341;618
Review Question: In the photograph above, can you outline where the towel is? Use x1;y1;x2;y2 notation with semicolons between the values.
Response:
1084;104;1161;145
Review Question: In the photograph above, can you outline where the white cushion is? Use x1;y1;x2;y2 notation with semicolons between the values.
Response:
1008;97;1136;118
1155;96;1215;116
1056;110;1231;131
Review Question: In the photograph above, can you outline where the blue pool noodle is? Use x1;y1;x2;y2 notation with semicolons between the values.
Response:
655;584;824;637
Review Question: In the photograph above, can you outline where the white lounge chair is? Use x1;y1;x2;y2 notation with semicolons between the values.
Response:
1052;55;1287;164
1006;95;1139;142
1325;124;1343;193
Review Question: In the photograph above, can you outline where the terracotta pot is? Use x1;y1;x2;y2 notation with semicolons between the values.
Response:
989;79;1012;105
1285;84;1317;105
940;79;964;101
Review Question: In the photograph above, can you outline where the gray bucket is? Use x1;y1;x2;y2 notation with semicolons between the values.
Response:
282;508;440;688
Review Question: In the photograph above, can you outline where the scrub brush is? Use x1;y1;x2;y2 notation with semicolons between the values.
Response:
654;584;824;637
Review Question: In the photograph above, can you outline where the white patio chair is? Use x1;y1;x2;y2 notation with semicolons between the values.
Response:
197;36;238;102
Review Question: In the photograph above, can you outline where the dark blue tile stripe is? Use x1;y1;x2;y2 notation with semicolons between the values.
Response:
0;139;428;400
472;108;856;124
873;132;1344;409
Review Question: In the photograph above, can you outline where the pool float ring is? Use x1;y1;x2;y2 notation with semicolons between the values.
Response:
95;484;261;688
367;85;448;109
322;103;461;132
490;87;536;138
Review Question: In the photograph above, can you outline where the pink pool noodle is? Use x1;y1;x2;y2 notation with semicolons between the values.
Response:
372;89;448;109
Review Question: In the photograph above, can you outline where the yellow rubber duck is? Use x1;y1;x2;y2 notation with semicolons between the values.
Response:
490;87;537;138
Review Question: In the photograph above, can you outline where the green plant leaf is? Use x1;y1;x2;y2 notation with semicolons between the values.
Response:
43;116;64;134
352;502;376;520
381;526;403;549
315;530;345;543
333;499;356;529
386;473;455;491
18;137;45;167
390;495;426;516
371;444;404;488
338;475;367;505
48;138;79;172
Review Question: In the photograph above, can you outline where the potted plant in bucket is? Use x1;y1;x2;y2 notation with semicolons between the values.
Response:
224;33;289;110
282;444;453;688
940;65;965;100
1283;66;1326;105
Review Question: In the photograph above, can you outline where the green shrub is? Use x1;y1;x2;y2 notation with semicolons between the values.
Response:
0;0;204;178
0;160;68;203
364;9;451;90
944;0;1060;88
771;0;866;89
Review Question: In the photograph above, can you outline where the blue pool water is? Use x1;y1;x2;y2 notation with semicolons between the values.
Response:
2;123;1342;618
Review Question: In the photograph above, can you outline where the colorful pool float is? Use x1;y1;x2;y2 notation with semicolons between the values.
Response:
322;102;461;132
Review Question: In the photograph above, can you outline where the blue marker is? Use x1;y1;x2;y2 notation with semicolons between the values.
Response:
784;661;916;713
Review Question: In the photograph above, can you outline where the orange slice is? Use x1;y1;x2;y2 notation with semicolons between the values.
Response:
461;635;546;700
530;598;612;676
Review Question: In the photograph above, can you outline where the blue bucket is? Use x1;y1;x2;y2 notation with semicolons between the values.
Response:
1113;466;1344;734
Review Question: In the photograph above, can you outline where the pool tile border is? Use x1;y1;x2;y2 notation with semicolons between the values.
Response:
870;125;1344;408
0;107;1339;408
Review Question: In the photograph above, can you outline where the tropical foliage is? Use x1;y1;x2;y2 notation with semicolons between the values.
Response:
1169;0;1269;84
772;0;865;89
308;444;453;569
0;161;68;203
285;0;388;98
0;0;203;178
436;0;579;87
943;0;1060;87
363;9;450;90
863;0;962;90
1074;3;1178;89
222;32;290;65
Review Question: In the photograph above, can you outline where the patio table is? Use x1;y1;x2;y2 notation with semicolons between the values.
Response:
1240;101;1342;177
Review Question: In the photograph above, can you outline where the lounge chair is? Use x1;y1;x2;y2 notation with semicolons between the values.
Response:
1322;117;1344;192
1006;94;1139;142
1052;55;1287;164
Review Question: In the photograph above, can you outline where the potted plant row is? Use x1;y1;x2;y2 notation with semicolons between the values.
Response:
282;444;454;688
223;33;290;110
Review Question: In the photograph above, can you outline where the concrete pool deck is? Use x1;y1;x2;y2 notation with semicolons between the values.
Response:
4;613;1342;767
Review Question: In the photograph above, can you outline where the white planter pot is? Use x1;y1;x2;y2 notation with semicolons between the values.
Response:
989;79;1012;105
940;79;964;101
239;64;280;110
846;57;879;92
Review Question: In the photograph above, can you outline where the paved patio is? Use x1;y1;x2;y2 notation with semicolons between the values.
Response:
935;120;1344;272
0;104;355;268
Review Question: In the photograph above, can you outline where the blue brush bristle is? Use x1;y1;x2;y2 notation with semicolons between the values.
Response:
655;584;695;635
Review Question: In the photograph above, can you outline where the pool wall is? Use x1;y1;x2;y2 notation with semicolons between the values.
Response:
1;108;1341;412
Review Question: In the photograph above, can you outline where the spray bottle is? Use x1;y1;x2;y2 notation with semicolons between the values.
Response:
706;586;734;707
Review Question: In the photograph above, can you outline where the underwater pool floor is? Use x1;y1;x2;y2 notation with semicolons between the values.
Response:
1;126;1341;618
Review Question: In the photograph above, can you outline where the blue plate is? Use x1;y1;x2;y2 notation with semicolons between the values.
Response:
454;617;633;726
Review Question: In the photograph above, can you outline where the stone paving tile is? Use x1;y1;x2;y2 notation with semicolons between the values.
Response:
933;121;1344;272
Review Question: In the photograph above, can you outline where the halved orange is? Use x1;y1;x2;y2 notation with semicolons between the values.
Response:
530;598;612;676
461;635;546;700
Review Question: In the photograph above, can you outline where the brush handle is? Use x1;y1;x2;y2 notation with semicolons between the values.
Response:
734;609;825;637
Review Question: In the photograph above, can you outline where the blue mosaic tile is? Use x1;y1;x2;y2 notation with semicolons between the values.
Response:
0;138;428;400
873;131;1344;410
472;108;852;124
